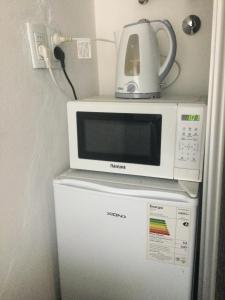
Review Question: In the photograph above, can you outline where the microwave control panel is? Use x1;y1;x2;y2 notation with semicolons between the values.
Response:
174;104;206;181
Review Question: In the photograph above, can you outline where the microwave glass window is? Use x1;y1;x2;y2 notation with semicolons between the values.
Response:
77;112;162;165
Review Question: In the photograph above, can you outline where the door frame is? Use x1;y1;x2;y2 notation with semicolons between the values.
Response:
198;0;225;299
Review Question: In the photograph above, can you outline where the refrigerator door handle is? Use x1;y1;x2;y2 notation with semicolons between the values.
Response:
57;179;187;201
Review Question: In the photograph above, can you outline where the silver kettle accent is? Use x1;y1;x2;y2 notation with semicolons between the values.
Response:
115;19;177;99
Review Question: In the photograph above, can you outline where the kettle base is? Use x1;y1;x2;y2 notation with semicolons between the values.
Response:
115;92;160;99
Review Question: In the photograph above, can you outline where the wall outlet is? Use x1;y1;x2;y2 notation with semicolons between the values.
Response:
77;38;92;59
47;27;61;67
26;23;60;69
26;23;49;68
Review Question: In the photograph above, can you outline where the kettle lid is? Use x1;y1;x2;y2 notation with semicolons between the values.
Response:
124;19;150;28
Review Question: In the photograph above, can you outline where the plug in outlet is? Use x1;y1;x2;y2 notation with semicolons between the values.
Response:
77;39;92;59
26;23;49;68
47;27;61;67
26;23;60;69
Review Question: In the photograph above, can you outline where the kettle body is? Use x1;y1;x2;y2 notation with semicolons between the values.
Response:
115;19;177;99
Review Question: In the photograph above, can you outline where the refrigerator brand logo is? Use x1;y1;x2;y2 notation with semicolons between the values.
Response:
107;212;127;219
110;163;126;169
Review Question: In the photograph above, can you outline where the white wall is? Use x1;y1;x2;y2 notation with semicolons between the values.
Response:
94;0;213;97
0;1;98;300
0;1;214;299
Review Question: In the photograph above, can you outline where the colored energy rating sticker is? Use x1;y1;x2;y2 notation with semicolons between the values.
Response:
147;204;191;265
150;218;170;236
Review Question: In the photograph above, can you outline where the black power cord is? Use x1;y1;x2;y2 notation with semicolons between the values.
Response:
54;46;78;100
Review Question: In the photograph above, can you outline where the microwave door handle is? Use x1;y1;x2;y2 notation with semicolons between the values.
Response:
57;179;185;201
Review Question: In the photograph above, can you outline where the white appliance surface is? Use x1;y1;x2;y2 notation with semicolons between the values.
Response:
67;96;206;182
115;19;176;98
54;169;198;300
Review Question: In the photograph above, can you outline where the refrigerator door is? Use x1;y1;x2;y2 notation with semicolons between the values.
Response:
54;178;198;300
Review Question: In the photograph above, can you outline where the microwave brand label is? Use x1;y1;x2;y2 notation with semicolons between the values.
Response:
110;163;126;169
107;212;127;219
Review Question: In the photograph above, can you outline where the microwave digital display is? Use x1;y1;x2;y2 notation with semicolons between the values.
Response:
182;114;200;121
77;112;162;166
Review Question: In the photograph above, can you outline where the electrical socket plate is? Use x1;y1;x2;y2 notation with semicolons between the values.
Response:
26;23;60;69
47;27;61;67
26;23;48;68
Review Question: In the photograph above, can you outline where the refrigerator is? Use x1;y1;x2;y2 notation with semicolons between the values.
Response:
54;169;199;300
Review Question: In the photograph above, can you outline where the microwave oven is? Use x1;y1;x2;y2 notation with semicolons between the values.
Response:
67;97;207;182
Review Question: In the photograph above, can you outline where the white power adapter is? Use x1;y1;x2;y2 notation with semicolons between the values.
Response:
38;45;53;68
52;32;92;59
76;39;92;59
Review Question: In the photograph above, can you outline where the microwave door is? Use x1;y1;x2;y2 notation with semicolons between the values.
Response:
67;101;178;179
77;112;162;166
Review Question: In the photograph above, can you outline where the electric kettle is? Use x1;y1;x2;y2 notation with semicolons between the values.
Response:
115;19;177;99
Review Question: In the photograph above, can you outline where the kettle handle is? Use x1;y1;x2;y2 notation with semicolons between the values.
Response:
150;20;177;82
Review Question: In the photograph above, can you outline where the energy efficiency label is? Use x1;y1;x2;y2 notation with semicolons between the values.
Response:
147;203;191;266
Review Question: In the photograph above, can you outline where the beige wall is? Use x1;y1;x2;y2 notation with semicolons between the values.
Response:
0;1;98;299
94;0;213;97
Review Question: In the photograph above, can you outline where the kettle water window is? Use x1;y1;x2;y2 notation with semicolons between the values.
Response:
125;34;140;76
77;112;162;166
